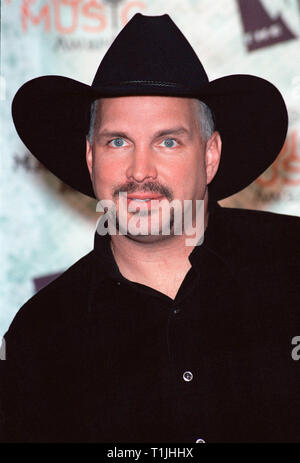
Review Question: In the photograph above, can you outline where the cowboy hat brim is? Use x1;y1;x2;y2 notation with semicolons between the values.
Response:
11;73;288;201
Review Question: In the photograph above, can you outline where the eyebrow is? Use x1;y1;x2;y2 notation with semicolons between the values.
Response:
97;126;190;140
154;127;190;138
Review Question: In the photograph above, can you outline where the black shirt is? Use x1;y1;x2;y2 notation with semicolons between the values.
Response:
2;202;300;442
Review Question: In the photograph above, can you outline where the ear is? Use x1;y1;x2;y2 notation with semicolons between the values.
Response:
86;138;93;178
205;131;222;185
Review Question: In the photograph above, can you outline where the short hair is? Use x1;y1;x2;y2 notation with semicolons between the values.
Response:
87;99;99;145
87;98;215;145
194;99;215;141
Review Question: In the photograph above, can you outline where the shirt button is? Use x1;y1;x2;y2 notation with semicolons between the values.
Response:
173;308;180;314
117;281;121;285
183;371;193;382
195;438;205;443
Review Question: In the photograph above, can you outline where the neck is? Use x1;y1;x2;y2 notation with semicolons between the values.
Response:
109;193;209;295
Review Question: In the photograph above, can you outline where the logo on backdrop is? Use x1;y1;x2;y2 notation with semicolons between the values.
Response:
255;130;300;189
236;0;297;52
5;0;147;51
5;0;146;35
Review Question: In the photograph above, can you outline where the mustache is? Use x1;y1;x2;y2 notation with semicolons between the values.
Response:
113;181;173;201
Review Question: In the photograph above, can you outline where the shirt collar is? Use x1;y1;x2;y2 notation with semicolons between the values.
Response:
93;226;123;282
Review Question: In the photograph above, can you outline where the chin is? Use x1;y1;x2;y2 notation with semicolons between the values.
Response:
125;232;176;244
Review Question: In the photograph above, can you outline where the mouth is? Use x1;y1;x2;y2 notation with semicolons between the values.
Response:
127;193;164;199
126;194;165;209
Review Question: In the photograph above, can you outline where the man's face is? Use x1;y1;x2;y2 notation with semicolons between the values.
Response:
86;95;221;241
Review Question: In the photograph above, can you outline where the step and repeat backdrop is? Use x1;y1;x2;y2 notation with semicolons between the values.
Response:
1;0;300;338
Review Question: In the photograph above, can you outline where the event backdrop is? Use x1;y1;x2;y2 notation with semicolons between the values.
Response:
1;0;300;339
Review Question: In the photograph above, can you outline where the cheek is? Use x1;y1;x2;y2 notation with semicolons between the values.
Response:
159;152;204;191
181;156;207;196
92;156;125;196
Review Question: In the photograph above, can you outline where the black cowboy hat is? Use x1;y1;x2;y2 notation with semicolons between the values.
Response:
12;13;288;201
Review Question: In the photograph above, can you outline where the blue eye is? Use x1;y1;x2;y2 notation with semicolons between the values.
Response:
161;138;178;148
109;138;127;147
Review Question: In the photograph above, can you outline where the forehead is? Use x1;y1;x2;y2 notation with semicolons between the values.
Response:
95;95;199;126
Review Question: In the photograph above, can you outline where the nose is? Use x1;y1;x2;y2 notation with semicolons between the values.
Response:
126;143;158;183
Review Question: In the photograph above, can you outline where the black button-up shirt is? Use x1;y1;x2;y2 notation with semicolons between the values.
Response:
2;201;300;442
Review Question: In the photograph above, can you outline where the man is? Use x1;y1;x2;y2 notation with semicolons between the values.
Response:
86;95;220;299
1;13;300;443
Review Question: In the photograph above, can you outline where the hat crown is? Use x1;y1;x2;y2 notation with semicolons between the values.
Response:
92;13;209;90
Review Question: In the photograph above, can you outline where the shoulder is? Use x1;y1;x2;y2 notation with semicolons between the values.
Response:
4;250;95;353
205;205;300;274
218;204;300;234
210;204;300;264
209;205;300;323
